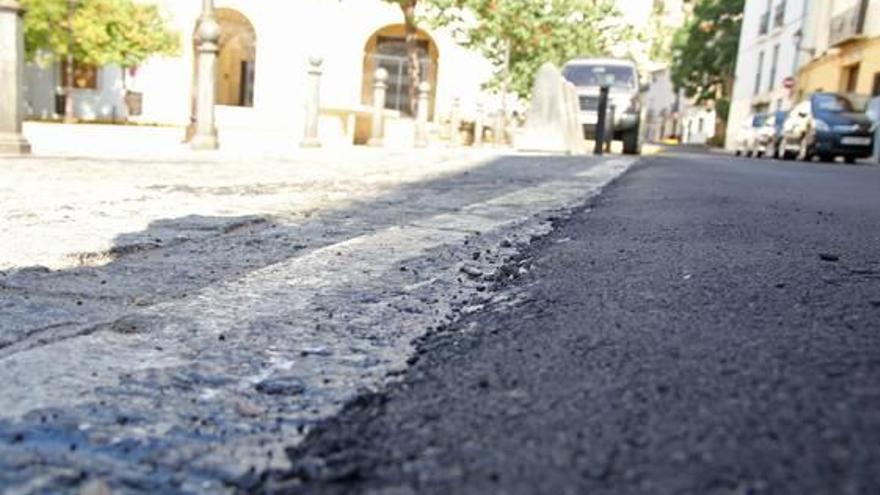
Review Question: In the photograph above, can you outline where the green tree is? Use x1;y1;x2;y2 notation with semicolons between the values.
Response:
21;0;180;121
670;0;744;145
428;0;635;99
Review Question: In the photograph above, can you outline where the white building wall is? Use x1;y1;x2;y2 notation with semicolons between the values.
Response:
22;0;494;145
726;0;810;149
644;67;678;142
680;105;716;145
24;64;127;121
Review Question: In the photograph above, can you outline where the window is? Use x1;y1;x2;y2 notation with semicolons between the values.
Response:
59;60;98;90
842;63;860;93
774;0;786;27
562;65;636;89
754;51;765;95
372;36;431;115
768;44;780;91
759;0;771;35
813;93;855;113
872;72;880;96
759;11;770;35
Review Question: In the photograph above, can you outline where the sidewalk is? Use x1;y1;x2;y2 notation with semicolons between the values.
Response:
0;134;638;492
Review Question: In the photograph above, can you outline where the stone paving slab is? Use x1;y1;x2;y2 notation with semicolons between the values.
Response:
0;150;636;493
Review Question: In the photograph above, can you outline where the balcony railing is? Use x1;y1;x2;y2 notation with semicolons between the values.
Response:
829;2;867;46
758;11;770;35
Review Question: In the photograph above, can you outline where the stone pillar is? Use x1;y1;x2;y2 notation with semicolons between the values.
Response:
191;0;220;150
0;0;31;154
414;81;430;148
367;68;388;147
493;109;505;147
449;97;461;147
300;56;323;148
473;102;484;147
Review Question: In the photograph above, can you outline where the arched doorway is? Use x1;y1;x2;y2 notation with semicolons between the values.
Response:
362;24;438;119
215;8;256;107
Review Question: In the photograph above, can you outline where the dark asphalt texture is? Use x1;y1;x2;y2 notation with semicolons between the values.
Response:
260;151;880;495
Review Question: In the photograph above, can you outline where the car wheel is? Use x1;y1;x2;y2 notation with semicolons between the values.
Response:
819;154;834;163
746;150;753;158
844;156;857;164
622;128;640;155
756;150;764;158
734;149;742;157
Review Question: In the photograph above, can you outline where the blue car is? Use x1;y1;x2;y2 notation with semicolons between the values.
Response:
782;93;876;163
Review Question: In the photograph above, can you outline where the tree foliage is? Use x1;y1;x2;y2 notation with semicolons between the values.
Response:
21;0;180;67
427;0;636;98
670;0;744;121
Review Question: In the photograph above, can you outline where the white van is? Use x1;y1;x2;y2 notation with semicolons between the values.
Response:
562;58;646;155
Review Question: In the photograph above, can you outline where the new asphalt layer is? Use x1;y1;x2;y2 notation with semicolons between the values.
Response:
261;151;880;494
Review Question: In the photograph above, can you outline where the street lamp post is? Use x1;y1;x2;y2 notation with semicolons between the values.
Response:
0;0;32;154
191;0;220;150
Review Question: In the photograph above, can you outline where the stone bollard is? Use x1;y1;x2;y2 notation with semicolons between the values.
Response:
368;68;388;147
449;97;462;147
493;109;506;147
300;56;323;148
0;0;32;154
473;102;484;147
191;0;220;150
414;81;430;148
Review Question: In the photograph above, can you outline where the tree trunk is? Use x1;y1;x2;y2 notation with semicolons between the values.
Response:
401;1;420;117
64;0;75;123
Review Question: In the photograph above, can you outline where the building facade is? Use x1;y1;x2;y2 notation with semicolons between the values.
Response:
22;0;495;147
796;0;880;100
726;0;810;149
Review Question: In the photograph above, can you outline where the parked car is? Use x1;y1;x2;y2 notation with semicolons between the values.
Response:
733;113;767;157
756;110;787;159
562;58;647;155
781;92;876;163
867;96;880;164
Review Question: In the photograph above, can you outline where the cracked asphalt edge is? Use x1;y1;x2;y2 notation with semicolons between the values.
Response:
0;156;637;494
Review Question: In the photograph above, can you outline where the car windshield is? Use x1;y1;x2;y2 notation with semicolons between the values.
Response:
812;94;855;113
563;64;636;89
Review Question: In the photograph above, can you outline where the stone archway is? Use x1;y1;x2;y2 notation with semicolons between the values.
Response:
362;24;439;119
215;8;256;107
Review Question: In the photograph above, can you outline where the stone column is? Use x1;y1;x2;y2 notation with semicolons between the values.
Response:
414;81;430;148
473;102;484;147
191;0;220;150
0;0;31;154
300;56;323;148
449;97;461;147
367;68;388;147
493;109;505;147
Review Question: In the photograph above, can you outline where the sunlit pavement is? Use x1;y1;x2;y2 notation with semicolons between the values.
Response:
0;142;636;492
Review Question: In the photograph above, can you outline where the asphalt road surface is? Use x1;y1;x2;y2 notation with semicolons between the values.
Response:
260;150;880;495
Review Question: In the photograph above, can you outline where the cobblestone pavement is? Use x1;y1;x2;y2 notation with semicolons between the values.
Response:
0;150;636;493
